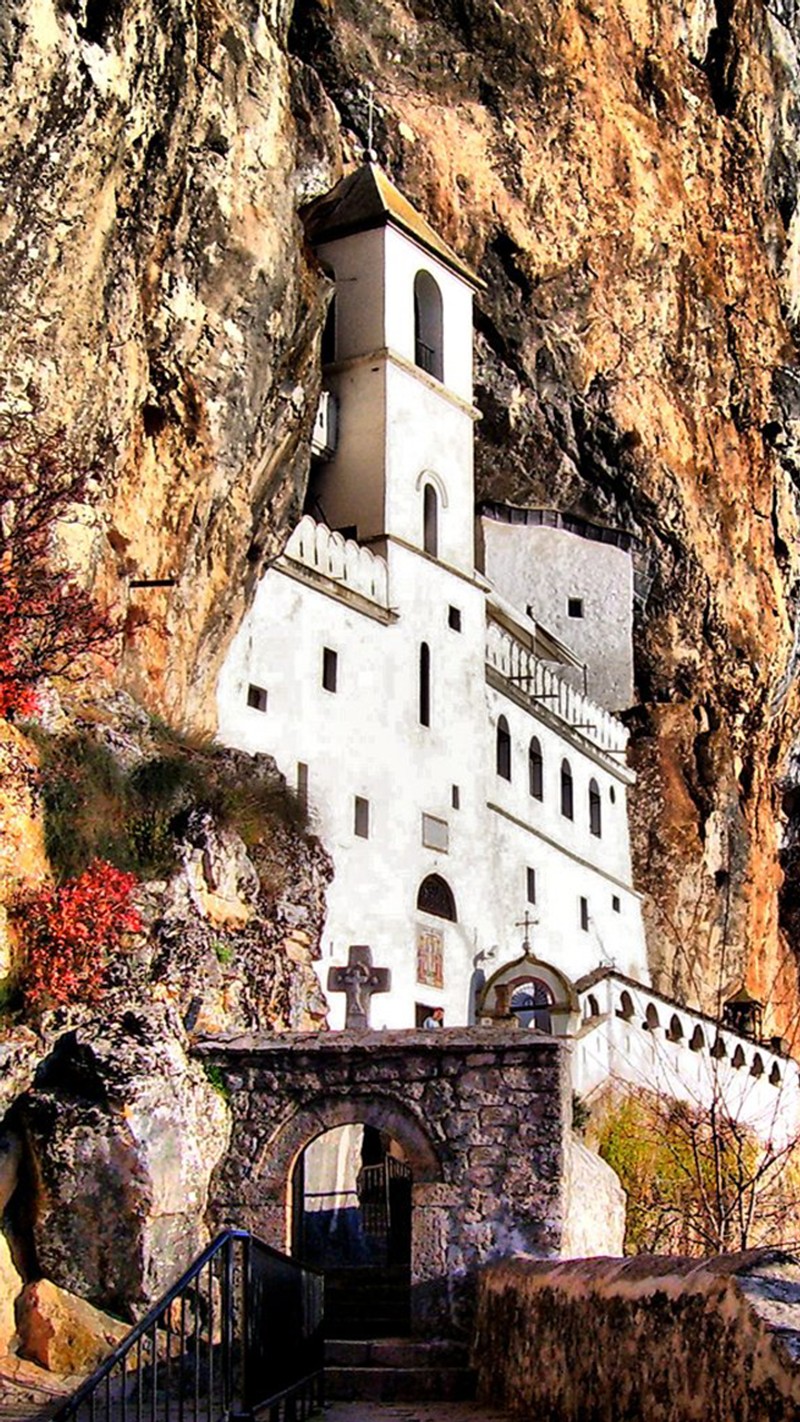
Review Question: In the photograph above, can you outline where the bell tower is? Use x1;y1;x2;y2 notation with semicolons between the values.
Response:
303;164;482;576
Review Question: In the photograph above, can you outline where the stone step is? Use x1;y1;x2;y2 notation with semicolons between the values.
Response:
326;1338;469;1368
325;1366;477;1403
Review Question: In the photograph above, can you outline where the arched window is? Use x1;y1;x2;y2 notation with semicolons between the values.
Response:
583;995;600;1020
589;778;601;837
423;483;438;557
419;642;431;727
689;1025;705;1052
496;716;511;780
770;1062;781;1087
560;759;573;819
732;1044;746;1070
750;1053;764;1078
414;271;444;380
417;874;457;921
529;738;543;800
617;991;634;1021
710;1036;727;1059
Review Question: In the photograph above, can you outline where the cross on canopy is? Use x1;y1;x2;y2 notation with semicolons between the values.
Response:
515;909;538;957
328;945;391;1029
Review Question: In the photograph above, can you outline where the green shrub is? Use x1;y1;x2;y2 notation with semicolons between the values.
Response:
24;722;308;884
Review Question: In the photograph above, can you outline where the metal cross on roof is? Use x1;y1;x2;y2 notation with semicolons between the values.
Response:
328;944;390;1030
515;910;538;957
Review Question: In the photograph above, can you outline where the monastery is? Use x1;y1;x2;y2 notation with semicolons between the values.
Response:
217;159;797;1150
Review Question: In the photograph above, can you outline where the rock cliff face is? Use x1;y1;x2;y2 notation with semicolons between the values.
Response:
3;0;800;1018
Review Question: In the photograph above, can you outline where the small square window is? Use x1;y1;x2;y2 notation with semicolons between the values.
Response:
448;606;462;632
421;813;449;852
568;597;584;619
612;895;621;913
580;896;589;931
354;796;369;838
451;785;460;810
526;867;537;905
297;762;309;810
322;647;338;692
246;684;267;712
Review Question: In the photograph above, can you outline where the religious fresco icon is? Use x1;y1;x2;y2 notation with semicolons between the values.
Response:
416;928;444;988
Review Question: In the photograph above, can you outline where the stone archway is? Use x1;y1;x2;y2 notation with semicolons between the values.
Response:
201;1028;569;1336
258;1092;443;1219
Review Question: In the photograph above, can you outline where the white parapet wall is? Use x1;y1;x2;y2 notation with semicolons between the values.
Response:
573;970;800;1147
485;622;629;760
283;515;391;610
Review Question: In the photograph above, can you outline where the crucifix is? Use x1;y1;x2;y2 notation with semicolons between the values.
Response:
328;945;391;1030
515;910;538;958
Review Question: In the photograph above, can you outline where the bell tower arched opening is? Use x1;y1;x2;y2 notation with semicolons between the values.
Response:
414;270;444;380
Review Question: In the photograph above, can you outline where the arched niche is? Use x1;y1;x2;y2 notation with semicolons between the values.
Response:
666;1014;684;1042
477;953;580;1038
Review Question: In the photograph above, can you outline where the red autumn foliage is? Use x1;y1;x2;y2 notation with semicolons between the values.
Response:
0;424;119;718
16;859;142;1009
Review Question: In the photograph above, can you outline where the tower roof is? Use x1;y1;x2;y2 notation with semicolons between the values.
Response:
303;163;483;288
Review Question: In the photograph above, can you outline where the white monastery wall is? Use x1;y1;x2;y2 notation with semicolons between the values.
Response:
217;512;650;1028
481;519;635;711
573;974;800;1146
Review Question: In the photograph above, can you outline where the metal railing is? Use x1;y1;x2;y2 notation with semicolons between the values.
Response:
53;1229;324;1422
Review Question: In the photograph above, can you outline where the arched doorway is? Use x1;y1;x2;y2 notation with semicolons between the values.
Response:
510;977;554;1032
291;1122;413;1337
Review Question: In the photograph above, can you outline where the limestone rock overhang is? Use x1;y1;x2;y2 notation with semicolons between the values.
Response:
302;163;484;290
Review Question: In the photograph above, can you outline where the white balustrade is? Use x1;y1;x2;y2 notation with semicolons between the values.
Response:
486;622;629;757
284;515;390;610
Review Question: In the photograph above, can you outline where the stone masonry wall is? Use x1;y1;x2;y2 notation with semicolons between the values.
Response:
198;1027;571;1336
474;1250;800;1422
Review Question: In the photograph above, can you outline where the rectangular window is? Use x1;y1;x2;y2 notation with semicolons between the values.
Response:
612;894;621;913
421;813;449;852
448;605;462;632
451;784;460;810
246;684;267;712
580;896;589;931
354;796;369;838
568;597;584;619
297;762;309;811
527;867;537;905
322;647;338;692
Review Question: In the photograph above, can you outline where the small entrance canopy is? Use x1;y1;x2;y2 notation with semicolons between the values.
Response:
722;986;764;1041
477;952;580;1037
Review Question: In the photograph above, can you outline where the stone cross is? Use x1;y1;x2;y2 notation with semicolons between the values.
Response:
328;945;391;1030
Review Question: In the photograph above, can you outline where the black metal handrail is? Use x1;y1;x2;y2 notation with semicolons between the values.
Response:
52;1228;324;1422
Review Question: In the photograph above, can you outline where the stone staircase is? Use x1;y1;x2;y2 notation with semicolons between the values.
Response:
323;1267;411;1339
325;1337;477;1403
